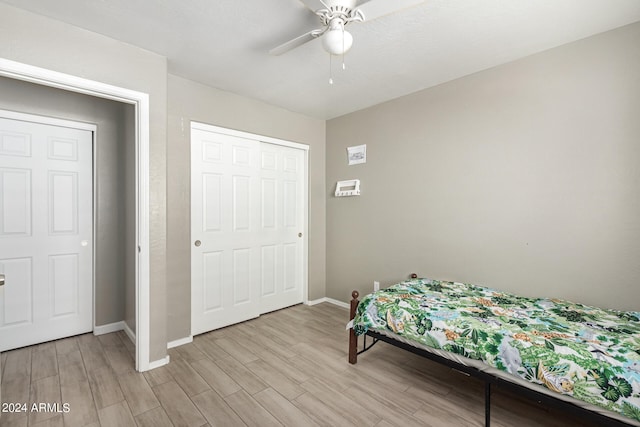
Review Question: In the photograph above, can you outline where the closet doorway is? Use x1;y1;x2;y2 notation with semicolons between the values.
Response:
0;58;152;371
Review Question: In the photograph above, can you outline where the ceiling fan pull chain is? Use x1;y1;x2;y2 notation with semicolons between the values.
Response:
342;26;346;70
329;53;334;85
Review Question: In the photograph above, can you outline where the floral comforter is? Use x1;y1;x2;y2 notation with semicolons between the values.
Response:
352;278;640;423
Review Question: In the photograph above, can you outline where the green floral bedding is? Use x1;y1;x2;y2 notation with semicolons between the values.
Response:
352;278;640;423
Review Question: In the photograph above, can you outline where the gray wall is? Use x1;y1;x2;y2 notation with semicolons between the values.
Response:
166;74;326;342
326;22;640;311
0;76;136;328
0;3;169;361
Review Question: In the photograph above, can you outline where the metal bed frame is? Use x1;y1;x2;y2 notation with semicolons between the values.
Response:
348;289;634;427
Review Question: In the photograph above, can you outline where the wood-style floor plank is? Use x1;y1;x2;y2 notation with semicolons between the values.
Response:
254;347;310;384
191;389;247;427
346;382;429;427
2;376;31;425
3;347;32;382
293;391;360;427
29;376;62;425
192;335;232;361
214;337;259;365
190;358;242;397
299;377;381;426
223;389;281;427
116;372;159;416
133;406;174;427
253;387;319;427
215;356;269;396
96;401;136;427
54;337;79;357
245;359;304;400
60;379;98;427
58;350;88;387
76;338;109;373
165;358;210;397
1;416;29;427
174;343;207;363
142;364;174;388
152;380;207;427
101;346;135;376
87;367;124;410
30;345;58;383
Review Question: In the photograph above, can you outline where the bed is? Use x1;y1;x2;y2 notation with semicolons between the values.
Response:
348;276;640;426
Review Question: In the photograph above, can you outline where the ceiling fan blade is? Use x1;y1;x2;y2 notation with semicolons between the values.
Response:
299;0;329;12
356;0;425;21
269;29;323;56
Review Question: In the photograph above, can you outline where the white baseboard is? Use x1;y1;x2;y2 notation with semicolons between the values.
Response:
94;320;137;345
123;322;136;344
93;321;125;336
167;336;193;349
306;297;349;309
148;355;170;370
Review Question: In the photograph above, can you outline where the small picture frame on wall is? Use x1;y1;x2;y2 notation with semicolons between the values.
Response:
347;144;366;165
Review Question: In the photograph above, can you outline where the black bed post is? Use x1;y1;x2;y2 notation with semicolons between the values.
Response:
349;290;359;364
485;381;491;427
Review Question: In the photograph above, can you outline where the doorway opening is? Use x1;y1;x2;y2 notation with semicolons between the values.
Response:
0;58;151;371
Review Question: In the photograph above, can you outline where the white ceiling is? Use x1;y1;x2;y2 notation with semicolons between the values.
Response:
2;0;640;119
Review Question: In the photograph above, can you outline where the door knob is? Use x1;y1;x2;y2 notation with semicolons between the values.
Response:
195;240;201;247
0;274;5;287
298;232;303;238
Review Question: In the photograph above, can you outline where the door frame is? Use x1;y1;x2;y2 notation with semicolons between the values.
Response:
190;121;310;332
0;58;152;371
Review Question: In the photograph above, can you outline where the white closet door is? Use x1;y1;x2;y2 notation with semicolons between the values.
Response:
191;129;261;334
0;116;93;352
191;127;306;335
258;142;305;313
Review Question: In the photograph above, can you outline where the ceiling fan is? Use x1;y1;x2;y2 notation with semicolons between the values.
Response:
269;0;425;56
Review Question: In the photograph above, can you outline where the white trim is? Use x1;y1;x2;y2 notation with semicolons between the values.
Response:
123;322;136;345
148;355;170;370
0;57;152;372
190;121;310;152
167;336;193;349
92;125;99;346
302;149;309;305
93;321;125;336
306;297;350;309
0;109;97;131
91;320;136;345
135;94;151;372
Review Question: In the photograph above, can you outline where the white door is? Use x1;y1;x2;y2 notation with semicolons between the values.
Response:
0;116;93;352
191;129;261;334
258;142;305;314
191;126;306;335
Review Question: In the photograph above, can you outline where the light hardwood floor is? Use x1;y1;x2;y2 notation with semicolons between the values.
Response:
1;302;605;426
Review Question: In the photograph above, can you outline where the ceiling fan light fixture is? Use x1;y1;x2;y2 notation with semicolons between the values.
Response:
322;27;353;55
